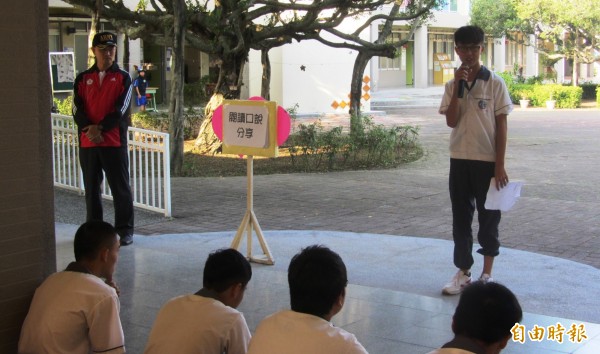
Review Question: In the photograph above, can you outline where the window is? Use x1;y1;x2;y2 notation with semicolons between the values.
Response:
49;34;60;52
430;33;456;62
437;0;458;12
379;32;408;70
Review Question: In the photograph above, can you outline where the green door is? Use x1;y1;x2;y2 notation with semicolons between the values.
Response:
406;43;414;86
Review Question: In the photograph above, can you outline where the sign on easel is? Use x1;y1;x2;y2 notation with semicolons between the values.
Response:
222;99;278;157
212;97;291;265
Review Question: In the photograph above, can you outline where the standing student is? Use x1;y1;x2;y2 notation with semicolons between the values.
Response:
248;245;368;354
133;69;149;111
439;25;513;295
19;221;125;354
73;31;135;246
144;248;252;354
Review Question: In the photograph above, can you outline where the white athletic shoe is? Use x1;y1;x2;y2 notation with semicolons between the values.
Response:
479;273;493;283
442;270;472;295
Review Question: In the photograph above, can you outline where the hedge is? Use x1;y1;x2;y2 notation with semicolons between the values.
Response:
507;83;582;108
579;83;598;100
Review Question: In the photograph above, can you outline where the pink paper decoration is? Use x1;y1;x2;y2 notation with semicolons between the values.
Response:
212;105;224;140
277;106;291;145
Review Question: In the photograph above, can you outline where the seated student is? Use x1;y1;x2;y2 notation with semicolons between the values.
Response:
248;245;368;354
19;220;125;354
428;281;522;354
144;248;252;354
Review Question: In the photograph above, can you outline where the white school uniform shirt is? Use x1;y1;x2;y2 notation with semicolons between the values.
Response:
247;310;368;354
144;294;251;354
427;349;476;354
439;66;513;162
18;271;125;354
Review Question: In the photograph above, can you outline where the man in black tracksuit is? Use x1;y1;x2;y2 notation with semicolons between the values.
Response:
73;32;134;246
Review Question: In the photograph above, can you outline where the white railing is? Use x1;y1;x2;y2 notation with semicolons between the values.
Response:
51;113;171;217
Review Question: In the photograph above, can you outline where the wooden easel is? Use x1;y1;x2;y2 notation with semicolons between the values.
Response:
230;156;274;265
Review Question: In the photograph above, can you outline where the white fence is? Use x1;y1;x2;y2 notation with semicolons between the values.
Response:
52;113;171;217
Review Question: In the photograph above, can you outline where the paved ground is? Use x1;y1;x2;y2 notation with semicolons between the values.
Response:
53;89;600;352
55;101;600;269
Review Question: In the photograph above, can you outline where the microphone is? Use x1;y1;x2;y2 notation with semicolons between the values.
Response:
457;79;466;98
457;64;469;98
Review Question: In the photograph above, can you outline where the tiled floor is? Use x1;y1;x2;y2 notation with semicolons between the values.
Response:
56;224;600;353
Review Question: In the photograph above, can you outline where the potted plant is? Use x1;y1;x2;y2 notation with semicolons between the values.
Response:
546;93;556;109
519;94;530;109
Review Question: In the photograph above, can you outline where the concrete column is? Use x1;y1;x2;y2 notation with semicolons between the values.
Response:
493;36;506;72
414;26;428;88
0;1;55;352
128;38;143;74
525;34;538;78
556;59;565;83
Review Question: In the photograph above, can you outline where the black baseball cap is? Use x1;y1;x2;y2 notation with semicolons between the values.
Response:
92;32;117;48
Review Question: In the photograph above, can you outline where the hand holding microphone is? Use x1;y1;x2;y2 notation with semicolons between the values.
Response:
457;64;469;98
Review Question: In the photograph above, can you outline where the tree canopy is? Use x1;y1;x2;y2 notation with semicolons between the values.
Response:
61;0;439;172
469;0;528;39
470;0;600;84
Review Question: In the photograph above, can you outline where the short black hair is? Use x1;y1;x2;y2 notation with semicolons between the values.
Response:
73;220;118;261
288;245;348;317
453;281;523;344
203;248;252;292
454;25;485;45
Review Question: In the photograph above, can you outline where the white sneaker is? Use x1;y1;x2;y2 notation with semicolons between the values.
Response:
479;273;493;283
442;270;472;295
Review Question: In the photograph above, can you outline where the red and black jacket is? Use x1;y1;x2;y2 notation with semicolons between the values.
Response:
73;62;132;148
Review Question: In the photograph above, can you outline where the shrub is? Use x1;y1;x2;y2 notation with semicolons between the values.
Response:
525;75;544;85
182;106;204;139
184;75;211;107
497;71;515;86
131;106;204;139
531;84;582;108
285;115;421;172
578;82;598;100
509;84;535;103
131;111;169;131
597;87;600;107
53;95;73;115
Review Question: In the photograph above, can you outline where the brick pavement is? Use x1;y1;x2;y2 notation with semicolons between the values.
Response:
55;106;600;269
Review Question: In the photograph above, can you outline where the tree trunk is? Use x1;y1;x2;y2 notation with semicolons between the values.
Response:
572;55;578;86
261;49;271;100
348;3;400;125
194;53;247;153
122;33;130;72
194;93;225;154
168;0;186;176
88;0;102;67
349;52;370;119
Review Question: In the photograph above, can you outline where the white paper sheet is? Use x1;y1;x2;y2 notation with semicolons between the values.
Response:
484;178;523;211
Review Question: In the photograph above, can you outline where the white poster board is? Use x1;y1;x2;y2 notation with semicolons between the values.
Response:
49;52;75;94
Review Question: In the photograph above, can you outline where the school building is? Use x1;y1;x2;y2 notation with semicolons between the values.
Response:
48;0;599;114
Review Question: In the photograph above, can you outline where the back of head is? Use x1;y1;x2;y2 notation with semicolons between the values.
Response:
454;25;485;45
74;220;118;261
288;245;347;317
203;248;252;292
453;281;523;345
